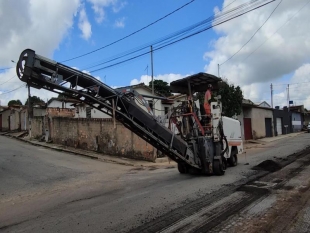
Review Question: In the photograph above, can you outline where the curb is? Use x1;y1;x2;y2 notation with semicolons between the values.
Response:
4;135;99;160
1;134;164;167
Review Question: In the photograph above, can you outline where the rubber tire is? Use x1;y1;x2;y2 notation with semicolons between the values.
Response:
228;154;238;167
177;163;188;174
213;159;226;176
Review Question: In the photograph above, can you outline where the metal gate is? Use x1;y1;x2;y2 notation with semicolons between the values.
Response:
265;118;272;137
276;118;282;135
244;118;252;140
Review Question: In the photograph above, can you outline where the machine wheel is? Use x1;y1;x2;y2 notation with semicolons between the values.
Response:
178;163;188;174
213;158;226;176
228;154;238;167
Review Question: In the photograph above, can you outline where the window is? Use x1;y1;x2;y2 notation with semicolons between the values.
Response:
148;100;153;110
165;107;170;119
164;107;169;115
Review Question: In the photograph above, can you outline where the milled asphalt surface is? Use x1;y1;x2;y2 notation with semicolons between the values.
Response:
0;133;309;232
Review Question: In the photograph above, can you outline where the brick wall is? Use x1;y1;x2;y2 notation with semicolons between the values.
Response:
47;108;75;118
33;117;155;161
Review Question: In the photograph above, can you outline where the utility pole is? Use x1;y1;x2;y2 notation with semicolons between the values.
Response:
218;64;220;78
287;84;290;111
27;83;31;138
151;46;154;95
150;45;156;161
270;83;273;108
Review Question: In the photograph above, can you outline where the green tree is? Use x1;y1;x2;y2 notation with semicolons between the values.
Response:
58;91;72;99
149;80;172;97
196;80;243;118
8;99;22;106
24;96;45;106
217;81;243;117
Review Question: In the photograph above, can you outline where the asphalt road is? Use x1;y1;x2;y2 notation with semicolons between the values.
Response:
0;133;310;233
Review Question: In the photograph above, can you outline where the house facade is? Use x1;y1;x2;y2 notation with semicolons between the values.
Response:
0;106;27;131
273;107;292;135
238;99;274;140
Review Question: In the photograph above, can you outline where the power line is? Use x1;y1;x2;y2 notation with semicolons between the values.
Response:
243;0;310;61
89;0;276;73
62;0;196;63
0;75;16;86
80;1;248;70
82;0;270;71
273;81;310;86
0;84;26;95
220;0;282;66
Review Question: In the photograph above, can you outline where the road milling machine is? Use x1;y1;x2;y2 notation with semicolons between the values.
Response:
16;49;243;175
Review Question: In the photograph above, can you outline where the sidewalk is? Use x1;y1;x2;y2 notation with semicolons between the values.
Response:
244;131;306;149
2;130;306;166
2;132;176;168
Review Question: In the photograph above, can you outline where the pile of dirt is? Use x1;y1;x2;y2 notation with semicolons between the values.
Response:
252;160;282;172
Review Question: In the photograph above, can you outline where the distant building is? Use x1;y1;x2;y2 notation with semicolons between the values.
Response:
0;105;28;131
257;101;271;108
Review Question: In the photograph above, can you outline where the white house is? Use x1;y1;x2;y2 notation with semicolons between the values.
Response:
116;83;167;117
47;98;109;118
256;101;271;108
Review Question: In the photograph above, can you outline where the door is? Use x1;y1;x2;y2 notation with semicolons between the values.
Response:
265;118;272;137
0;114;2;131
276;118;282;135
243;118;252;140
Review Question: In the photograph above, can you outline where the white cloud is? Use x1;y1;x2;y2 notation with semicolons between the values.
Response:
204;0;310;106
87;0;126;23
114;17;125;28
284;63;310;108
0;68;58;106
0;0;80;67
113;1;127;13
130;73;186;86
78;6;92;40
0;0;81;105
260;63;310;109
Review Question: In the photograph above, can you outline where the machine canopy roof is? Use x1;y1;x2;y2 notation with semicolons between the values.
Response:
170;72;221;94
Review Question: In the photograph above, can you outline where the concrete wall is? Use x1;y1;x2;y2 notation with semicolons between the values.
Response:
33;108;46;117
250;107;274;139
31;117;44;138
9;110;20;131
237;110;245;140
31;117;155;161
20;109;28;130
1;110;10;131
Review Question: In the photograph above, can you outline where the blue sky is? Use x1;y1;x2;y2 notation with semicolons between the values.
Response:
0;0;310;108
55;0;223;87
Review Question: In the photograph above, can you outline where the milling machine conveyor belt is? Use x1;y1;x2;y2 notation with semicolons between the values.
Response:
16;49;198;168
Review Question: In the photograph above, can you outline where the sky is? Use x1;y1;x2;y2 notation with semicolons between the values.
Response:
0;0;310;109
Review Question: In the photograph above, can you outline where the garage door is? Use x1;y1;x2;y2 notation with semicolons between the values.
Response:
276;118;282;135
